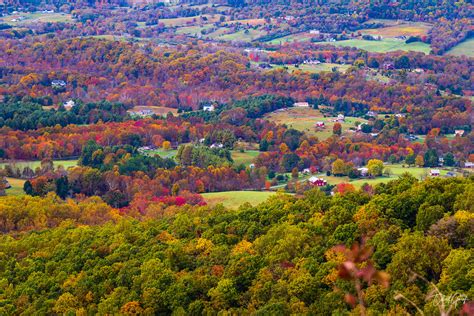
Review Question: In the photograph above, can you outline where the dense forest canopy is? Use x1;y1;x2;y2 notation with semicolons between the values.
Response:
0;176;472;314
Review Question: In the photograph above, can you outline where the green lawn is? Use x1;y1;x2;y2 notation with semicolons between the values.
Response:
202;191;276;209
0;160;78;170
318;39;431;54
231;150;260;166
444;38;474;58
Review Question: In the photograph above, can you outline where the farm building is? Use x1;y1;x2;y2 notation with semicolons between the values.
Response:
464;162;474;168
2;178;11;189
51;80;66;88
430;169;440;176
294;102;309;107
129;109;154;117
303;59;321;65
358;167;369;177
333;114;345;122
203;104;215;112
308;176;327;186
63;100;75;109
366;111;377;117
315;121;325;128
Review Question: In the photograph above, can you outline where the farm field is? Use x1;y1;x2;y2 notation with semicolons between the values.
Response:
231;150;259;166
266;32;316;44
254;62;350;74
319;38;431;53
264;107;366;140
128;106;178;116
159;15;223;27
5;178;26;196
226;18;266;26
286;63;350;73
141;148;178;159
218;29;267;42
175;24;214;36
359;22;431;38
1;12;73;26
0;160;78;171
444;38;474;57
202;191;276;208
323;164;456;188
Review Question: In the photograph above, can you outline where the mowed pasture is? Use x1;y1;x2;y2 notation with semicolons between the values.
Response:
2;12;73;26
264;107;366;140
175;24;214;36
322;164;456;188
266;32;316;44
128;106;178;116
445;38;474;57
359;22;431;38
285;63;350;73
231;150;260;166
1;160;78;171
226;18;266;26
159;14;224;27
202;191;276;208
254;62;350;74
218;29;267;42
319;38;431;54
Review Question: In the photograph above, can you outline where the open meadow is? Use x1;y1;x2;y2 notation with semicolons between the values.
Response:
318;38;431;53
1;12;73;26
359;21;431;38
444;38;474;57
267;63;351;74
264;107;366;140
202;190;276;208
1;160;78;171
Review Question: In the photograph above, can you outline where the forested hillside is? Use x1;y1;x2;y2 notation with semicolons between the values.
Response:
0;176;472;314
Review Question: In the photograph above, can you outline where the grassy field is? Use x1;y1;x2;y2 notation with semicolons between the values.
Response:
231;150;260;166
444;38;474;58
319;38;431;54
159;15;223;27
1;160;78;170
226;18;266;26
2;12;73;26
264;107;366;140
141;148;178;159
323;164;454;188
128;106;178;116
359;22;431;38
5;178;26;196
266;32;316;44
175;24;214;36
218;29;267;42
254;62;350;74
285;63;350;73
202;191;276;208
